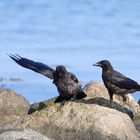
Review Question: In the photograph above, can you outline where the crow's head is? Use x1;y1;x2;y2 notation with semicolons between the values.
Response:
93;60;113;71
55;65;67;77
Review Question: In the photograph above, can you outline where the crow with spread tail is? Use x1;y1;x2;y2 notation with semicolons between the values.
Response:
93;60;140;102
8;54;87;103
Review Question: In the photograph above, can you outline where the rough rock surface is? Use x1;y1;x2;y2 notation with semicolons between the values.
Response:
134;120;140;133
28;98;56;114
1;102;139;140
83;82;140;119
0;88;30;125
0;128;50;140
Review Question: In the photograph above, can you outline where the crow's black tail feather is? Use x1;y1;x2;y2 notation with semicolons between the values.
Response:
54;95;65;103
75;91;87;100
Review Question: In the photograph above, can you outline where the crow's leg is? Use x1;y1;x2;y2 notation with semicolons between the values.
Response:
109;92;113;104
121;94;127;106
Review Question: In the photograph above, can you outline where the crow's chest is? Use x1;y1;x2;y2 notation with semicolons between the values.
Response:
102;72;113;88
102;72;127;94
53;76;70;90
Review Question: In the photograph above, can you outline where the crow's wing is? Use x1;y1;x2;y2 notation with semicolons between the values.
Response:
67;72;78;83
109;70;140;90
8;54;55;79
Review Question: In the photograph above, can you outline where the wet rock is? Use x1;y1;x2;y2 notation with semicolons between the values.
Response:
28;98;56;114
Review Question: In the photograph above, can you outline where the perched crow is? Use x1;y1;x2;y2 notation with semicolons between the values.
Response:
93;60;140;102
8;54;87;103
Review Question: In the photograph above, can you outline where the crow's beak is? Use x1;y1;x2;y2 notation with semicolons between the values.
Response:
93;63;101;67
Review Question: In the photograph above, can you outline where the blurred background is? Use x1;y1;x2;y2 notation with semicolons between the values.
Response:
0;0;140;103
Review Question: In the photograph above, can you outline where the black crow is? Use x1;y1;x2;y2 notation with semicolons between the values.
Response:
93;60;140;102
8;54;87;103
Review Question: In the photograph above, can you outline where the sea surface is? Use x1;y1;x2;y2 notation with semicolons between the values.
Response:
0;0;140;103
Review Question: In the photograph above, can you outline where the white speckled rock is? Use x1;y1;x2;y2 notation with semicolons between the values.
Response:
0;128;50;140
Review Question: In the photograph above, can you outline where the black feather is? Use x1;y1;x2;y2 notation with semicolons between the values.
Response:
8;54;54;79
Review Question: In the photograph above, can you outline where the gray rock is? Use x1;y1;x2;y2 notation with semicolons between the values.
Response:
0;128;50;140
1;102;139;140
0;89;30;125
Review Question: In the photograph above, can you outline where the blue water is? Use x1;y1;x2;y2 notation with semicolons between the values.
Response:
0;0;140;103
